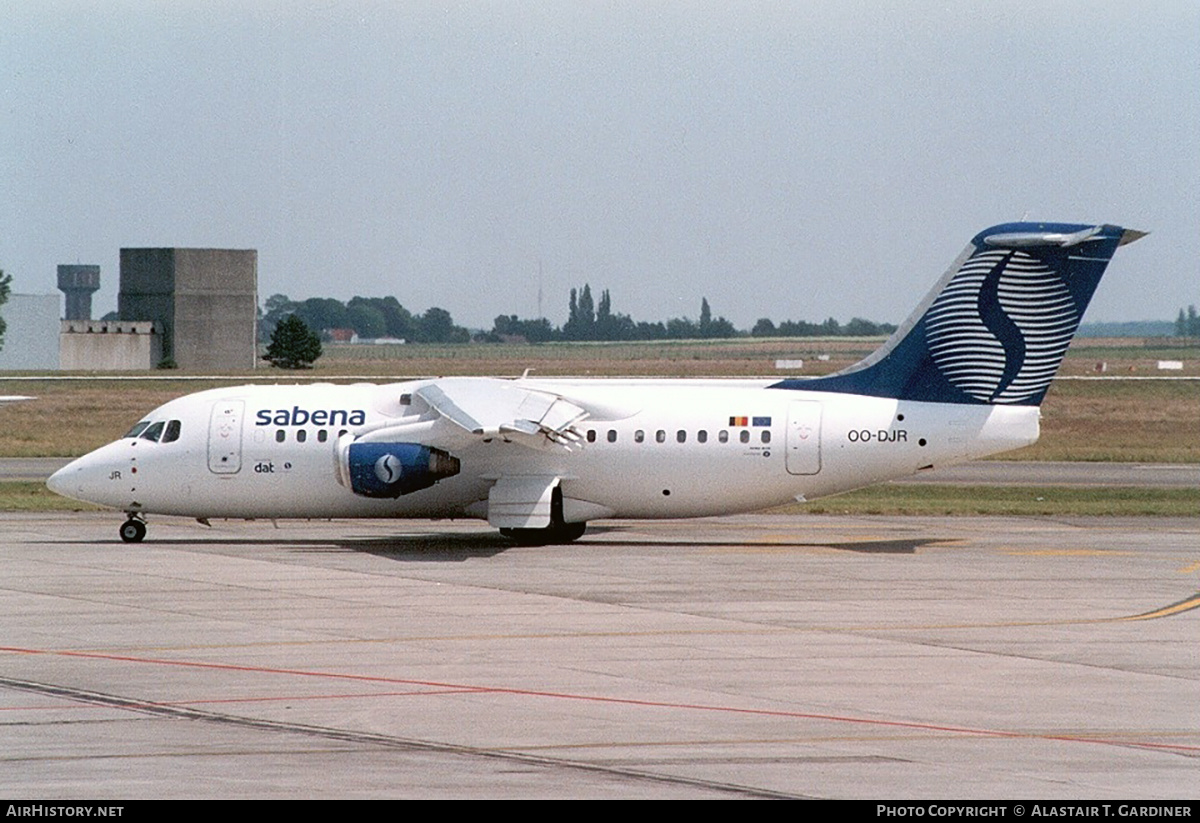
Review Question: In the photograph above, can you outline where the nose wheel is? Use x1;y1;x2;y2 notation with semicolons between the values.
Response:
120;518;147;543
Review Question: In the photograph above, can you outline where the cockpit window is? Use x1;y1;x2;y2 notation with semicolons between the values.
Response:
124;421;151;439
140;421;166;442
162;420;182;443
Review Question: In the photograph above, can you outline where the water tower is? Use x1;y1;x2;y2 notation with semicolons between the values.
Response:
57;264;100;321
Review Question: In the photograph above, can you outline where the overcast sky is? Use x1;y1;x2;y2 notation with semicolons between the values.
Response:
3;1;1197;330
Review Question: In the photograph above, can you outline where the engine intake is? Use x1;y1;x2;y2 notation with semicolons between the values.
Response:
342;441;460;498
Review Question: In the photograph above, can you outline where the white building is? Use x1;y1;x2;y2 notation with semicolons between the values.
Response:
0;293;61;370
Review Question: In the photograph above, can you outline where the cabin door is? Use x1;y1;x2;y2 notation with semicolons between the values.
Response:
785;400;822;475
208;400;244;474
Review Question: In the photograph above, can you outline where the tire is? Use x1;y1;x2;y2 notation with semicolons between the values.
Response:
500;522;587;546
120;519;147;543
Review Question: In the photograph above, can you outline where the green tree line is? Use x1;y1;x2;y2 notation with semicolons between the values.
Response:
259;286;897;345
259;295;470;344
482;284;896;342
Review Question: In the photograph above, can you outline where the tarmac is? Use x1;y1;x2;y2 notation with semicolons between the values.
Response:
1;511;1197;798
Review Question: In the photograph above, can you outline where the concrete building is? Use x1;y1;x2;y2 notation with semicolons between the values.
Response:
0;294;61;370
60;320;162;371
119;248;257;370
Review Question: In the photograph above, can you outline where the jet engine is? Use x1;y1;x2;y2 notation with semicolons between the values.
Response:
338;440;460;498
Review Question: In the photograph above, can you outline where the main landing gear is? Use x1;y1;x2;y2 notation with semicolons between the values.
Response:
499;486;587;545
120;516;147;543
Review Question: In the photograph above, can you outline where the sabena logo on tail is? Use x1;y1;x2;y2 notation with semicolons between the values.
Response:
924;248;1077;403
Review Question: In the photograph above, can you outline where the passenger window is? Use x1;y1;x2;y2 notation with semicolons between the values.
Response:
318;429;328;443
761;430;771;444
125;421;151;439
698;430;707;443
586;430;596;443
656;430;666;443
676;430;686;443
740;430;750;443
634;430;645;443
607;430;617;443
162;420;182;443
140;421;165;442
276;429;286;443
297;429;307;443
718;430;729;443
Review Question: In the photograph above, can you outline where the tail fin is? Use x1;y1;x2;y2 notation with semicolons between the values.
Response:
777;222;1146;406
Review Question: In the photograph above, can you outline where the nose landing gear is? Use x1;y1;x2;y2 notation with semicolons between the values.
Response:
120;516;147;543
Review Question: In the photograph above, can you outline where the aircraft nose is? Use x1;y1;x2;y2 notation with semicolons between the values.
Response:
46;457;87;500
45;446;131;507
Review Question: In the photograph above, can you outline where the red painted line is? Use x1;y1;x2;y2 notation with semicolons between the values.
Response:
3;645;1196;754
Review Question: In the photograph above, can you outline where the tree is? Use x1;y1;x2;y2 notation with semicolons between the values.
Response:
564;283;599;340
415;307;469;343
696;297;736;338
751;318;776;337
375;296;416;340
491;314;557;343
292;297;348;335
578;284;595;332
345;300;387;339
263;315;322;369
0;269;10;350
258;293;295;343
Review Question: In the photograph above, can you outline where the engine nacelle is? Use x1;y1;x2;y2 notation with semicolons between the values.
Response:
341;441;460;499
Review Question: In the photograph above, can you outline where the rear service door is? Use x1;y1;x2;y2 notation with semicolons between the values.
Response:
785;400;821;475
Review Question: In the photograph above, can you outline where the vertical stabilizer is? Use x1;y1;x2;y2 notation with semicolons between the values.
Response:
775;222;1142;406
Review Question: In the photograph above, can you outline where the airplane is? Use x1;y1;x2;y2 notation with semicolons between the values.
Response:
47;221;1144;544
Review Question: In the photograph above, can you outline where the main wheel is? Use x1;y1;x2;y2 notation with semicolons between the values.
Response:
556;521;587;542
501;522;587;546
119;519;147;543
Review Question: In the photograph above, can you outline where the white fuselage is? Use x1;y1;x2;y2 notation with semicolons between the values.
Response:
49;377;1039;524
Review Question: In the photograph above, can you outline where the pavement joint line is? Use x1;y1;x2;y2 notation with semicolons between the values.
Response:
0;675;802;800
2;649;1197;755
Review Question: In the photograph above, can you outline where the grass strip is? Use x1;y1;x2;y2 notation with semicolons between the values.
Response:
0;482;106;512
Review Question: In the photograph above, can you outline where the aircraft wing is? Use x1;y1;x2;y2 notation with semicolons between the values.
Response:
414;378;590;448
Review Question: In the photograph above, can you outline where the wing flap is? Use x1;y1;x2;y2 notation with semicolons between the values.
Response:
415;378;588;447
